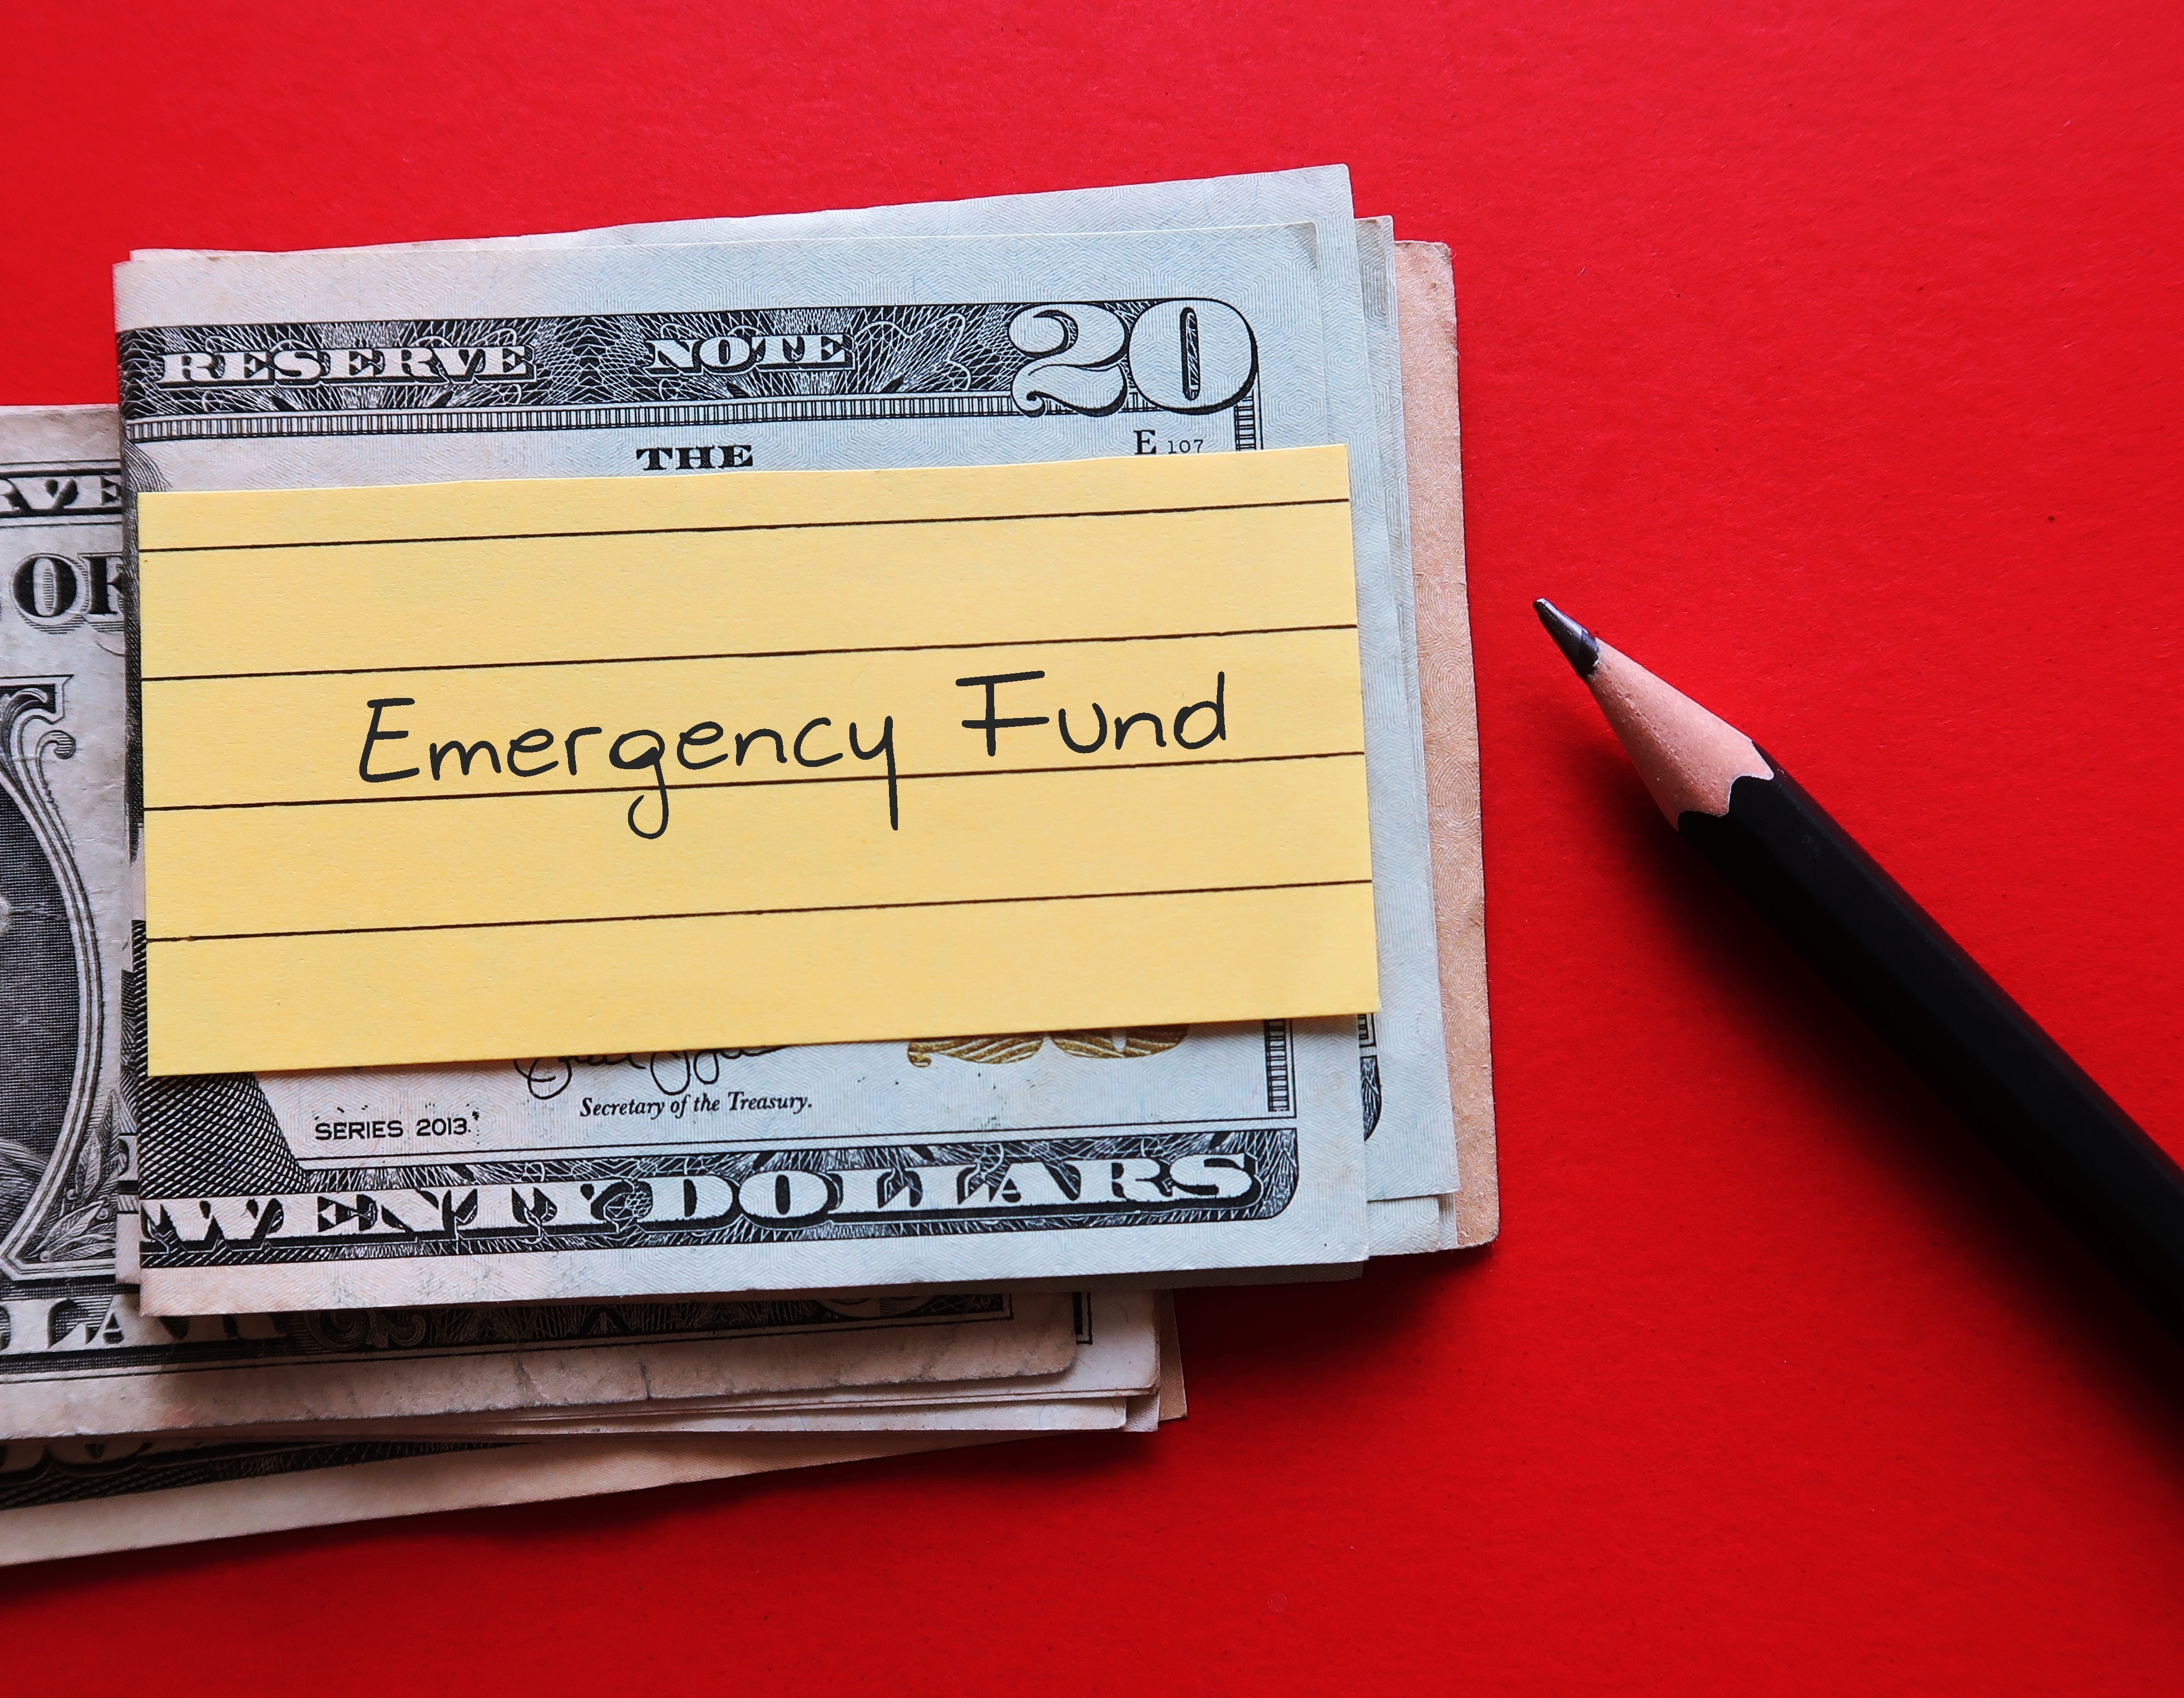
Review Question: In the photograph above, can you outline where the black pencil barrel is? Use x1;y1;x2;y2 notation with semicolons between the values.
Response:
1681;762;2184;1331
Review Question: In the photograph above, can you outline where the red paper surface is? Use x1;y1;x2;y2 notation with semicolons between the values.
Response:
6;2;2183;1689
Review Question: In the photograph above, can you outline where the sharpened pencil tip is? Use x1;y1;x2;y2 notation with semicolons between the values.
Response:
1534;599;1600;679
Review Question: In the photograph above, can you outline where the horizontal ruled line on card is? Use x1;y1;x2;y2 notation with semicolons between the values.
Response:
137;495;1351;555
149;877;1377;945
142;749;1366;814
142;623;1359;684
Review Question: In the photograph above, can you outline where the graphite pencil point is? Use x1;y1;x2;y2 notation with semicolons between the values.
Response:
1533;598;1599;679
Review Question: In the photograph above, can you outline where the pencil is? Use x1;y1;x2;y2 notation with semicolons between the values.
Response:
1535;598;2184;1335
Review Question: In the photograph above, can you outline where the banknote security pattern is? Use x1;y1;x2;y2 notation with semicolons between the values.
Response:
120;300;1262;444
137;1133;1296;1269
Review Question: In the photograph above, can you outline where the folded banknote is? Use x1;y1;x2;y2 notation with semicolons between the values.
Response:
0;400;1179;1565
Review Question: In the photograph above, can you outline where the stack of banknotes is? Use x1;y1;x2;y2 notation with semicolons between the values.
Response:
0;166;1495;1565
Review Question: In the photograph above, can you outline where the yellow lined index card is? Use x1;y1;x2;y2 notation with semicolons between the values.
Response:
137;447;1376;1076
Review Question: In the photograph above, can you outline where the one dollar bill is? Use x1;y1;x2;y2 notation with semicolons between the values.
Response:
0;403;1125;1440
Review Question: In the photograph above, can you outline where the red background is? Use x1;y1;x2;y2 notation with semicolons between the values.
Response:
7;2;2183;1689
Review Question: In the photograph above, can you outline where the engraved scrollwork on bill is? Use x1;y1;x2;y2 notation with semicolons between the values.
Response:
117;300;1264;442
139;1128;1295;1270
0;678;110;1279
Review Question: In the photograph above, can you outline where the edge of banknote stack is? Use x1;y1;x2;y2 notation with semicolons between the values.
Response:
0;166;1494;1567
